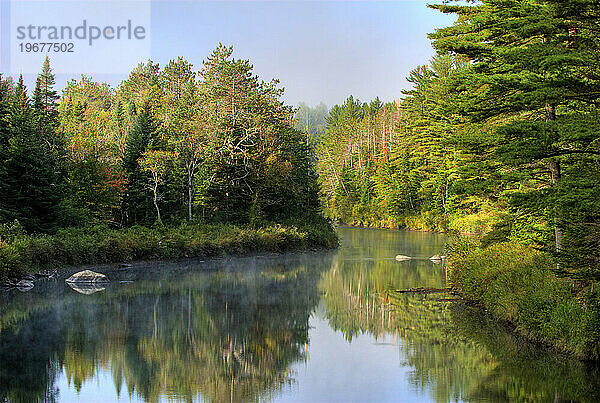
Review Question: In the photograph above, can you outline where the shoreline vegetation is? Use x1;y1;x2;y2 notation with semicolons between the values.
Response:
447;239;600;361
334;211;497;235
0;45;339;283
343;221;600;361
0;220;338;282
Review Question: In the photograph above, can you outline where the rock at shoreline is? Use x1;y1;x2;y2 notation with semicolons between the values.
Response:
66;270;109;284
395;255;412;261
430;254;445;261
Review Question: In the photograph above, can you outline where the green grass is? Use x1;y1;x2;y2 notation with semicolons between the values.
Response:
448;239;600;360
0;220;338;280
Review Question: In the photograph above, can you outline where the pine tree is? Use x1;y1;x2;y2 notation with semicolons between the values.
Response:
0;75;12;223
430;0;600;277
0;76;60;232
33;56;60;147
122;103;157;225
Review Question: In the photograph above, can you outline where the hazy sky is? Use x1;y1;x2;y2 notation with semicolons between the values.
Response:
7;0;456;107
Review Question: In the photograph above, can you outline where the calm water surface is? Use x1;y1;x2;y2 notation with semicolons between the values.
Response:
1;227;599;402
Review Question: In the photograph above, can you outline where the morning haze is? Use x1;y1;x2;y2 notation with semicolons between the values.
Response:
13;1;455;107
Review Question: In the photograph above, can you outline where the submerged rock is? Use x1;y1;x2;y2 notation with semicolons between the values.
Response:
36;270;57;279
66;270;109;284
67;282;106;295
395;255;412;261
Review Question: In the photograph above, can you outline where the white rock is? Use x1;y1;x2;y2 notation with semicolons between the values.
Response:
395;255;412;261
66;270;109;283
16;279;34;291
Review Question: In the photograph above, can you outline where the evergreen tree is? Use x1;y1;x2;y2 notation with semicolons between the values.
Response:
0;76;60;232
121;103;157;225
33;56;60;147
0;76;11;223
430;0;600;278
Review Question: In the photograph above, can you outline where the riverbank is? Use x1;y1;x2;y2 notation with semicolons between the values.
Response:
0;220;338;282
333;209;499;235
447;239;600;360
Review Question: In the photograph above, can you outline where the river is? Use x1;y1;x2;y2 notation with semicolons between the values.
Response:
0;227;598;402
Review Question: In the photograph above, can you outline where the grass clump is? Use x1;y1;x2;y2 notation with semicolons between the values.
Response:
0;220;338;280
448;239;600;360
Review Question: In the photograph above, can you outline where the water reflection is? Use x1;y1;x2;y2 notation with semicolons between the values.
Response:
319;228;600;403
0;227;598;402
0;254;332;403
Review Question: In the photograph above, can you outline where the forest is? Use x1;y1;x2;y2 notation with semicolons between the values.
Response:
311;0;600;357
315;0;600;280
0;45;336;278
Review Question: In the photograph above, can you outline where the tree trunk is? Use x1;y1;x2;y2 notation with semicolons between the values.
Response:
153;183;162;225
549;159;562;251
546;103;562;252
187;169;193;221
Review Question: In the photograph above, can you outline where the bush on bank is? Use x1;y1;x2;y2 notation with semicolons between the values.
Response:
448;239;600;360
0;220;338;280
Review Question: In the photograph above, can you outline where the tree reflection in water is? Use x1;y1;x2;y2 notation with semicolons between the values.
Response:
0;228;599;403
0;253;333;403
320;229;600;402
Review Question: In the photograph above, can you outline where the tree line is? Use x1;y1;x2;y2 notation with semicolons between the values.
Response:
0;44;322;235
314;0;600;282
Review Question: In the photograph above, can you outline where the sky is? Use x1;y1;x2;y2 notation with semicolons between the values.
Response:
2;0;456;107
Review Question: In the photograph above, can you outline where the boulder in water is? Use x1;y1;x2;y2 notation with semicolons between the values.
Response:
430;255;442;261
66;270;109;284
395;255;412;261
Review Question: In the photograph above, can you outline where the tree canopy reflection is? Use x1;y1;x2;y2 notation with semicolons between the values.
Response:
0;228;599;402
0;254;332;403
320;231;600;402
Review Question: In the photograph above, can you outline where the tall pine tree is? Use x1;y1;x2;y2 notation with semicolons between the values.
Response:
33;56;60;147
121;102;158;225
0;76;60;232
430;0;600;278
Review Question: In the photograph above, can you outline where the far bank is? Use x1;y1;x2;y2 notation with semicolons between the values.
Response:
0;220;338;283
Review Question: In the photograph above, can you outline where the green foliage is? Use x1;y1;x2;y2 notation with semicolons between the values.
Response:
314;54;495;235
0;47;332;270
121;102;158;225
429;0;600;279
448;239;600;359
0;75;62;233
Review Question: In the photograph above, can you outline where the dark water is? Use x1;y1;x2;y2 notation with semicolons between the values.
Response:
0;227;599;402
